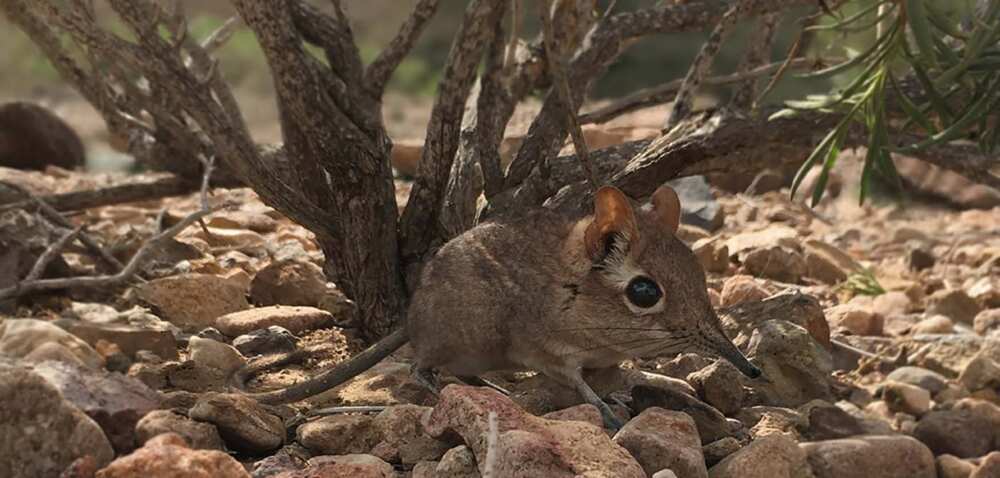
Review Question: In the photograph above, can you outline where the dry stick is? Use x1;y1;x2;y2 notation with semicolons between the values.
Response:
364;0;440;96
730;12;779;111
0;204;221;301
0;175;204;213
539;0;597;191
754;13;816;108
579;58;815;125
23;225;84;282
503;0;521;76
663;1;745;132
482;411;499;478
0;181;125;272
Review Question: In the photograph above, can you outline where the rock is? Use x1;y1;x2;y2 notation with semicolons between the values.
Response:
804;239;861;284
95;433;249;478
60;455;99;478
251;447;308;477
720;292;830;350
0;359;114;477
905;334;985;377
958;339;1000;392
653;470;679;478
542;404;604;428
882;381;931;416
885;366;949;394
801;435;935;478
196;327;229;343
30;360;160;453
692;238;730;274
928;289;982;325
0;318;104;369
424;385;644;477
873;292;913;320
613;407;707;478
968;278;1000;309
669;176;724;232
390;139;422;176
708;434;810;478
913;409;995;458
687;360;744;416
702;437;741;467
952;398;1000;448
907;245;936;272
742;246;806;283
233;326;299;356
631;385;732;444
974;309;1000;337
58;320;179;361
297;415;379;456
163;360;229;392
736;406;804;440
0;101;85;170
135;410;225;451
826;304;883;336
372;404;449;465
719;275;770;308
215;306;335;337
912;315;956;335
250;260;328;307
189;393;284;454
797;401;867;440
937;454;976;478
188;337;246;376
972;452;1000;478
725;226;799;258
299;455;395;478
135;274;249;332
746;320;833;407
435;445;479;478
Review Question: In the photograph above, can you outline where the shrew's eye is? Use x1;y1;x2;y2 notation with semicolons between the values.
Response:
625;276;662;308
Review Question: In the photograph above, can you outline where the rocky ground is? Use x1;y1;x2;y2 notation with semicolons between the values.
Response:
0;142;999;478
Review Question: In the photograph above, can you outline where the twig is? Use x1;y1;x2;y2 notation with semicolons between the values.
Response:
755;13;817;108
0;204;222;300
730;12;779;111
201;16;240;53
539;0;597;191
503;0;521;77
363;0;440;96
663;1;744;132
482;411;499;478
579;58;815;125
0;175;212;213
23;225;83;282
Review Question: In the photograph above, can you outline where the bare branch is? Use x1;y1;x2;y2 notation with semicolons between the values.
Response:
24;226;83;283
364;0;440;97
579;59;814;125
730;13;779;111
539;0;597;191
664;2;744;132
398;0;507;263
201;16;240;53
0;176;210;213
0;205;220;301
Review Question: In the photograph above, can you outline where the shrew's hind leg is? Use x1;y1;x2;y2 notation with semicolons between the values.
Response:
540;365;625;431
457;375;510;395
411;365;441;396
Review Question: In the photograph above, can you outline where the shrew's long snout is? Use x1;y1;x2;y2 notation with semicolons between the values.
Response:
700;323;761;379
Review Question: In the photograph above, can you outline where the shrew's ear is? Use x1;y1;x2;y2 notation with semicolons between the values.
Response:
649;184;681;234
584;186;639;261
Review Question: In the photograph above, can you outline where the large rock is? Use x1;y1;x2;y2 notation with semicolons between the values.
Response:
886;366;950;395
801;435;935;478
742;246;806;283
95;433;249;478
188;337;246;376
708;434;810;478
215;306;335;337
687;360;744;416
189;393;284;454
250;260;328;307
297;415;380;456
972;452;1000;478
719;292;830;349
825;304;883;336
434;445;479;478
631;385;732;444
613;407;708;478
882;381;931;417
135;274;249;331
913;409;995;458
0;359;114;478
746;320;833;407
973;309;1000;337
0;318;103;369
803;239;861;284
958;338;1000;392
135;410;225;451
0;101;85;171
927;289;982;325
278;454;396;478
719;275;769;308
58;320;179;361
725;226;799;258
424;385;644;477
372;404;450;465
31;360;161;453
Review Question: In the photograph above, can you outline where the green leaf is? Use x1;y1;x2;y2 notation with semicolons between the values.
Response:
906;0;939;69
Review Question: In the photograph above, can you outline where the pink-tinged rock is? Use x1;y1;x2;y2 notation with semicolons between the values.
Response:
279;454;395;478
720;275;769;308
613;407;708;478
801;435;935;478
297;414;380;456
708;434;810;478
135;410;224;451
971;452;1000;478
250;260;328;307
424;385;644;477
189;393;284;454
32;360;161;453
215;306;335;337
542;404;604;428
0;318;104;369
95;433;249;478
825;304;883;336
135;274;249;332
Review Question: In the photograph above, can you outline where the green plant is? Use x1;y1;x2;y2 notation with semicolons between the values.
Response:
778;0;1000;206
